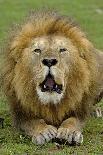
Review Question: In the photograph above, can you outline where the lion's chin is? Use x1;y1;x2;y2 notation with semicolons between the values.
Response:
36;87;64;104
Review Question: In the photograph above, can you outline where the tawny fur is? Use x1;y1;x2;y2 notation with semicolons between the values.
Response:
0;10;103;144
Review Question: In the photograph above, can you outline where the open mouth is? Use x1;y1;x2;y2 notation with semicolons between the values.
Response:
39;73;63;94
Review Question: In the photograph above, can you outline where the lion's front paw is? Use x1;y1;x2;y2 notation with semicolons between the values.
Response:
32;125;57;145
57;127;83;145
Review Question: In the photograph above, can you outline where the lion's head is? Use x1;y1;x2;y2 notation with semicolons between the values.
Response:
23;35;79;104
2;11;96;107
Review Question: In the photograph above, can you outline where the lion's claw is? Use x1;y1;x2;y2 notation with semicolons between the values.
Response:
57;127;83;145
32;125;57;145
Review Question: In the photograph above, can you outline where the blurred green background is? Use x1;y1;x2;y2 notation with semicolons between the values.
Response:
0;0;103;49
0;0;103;154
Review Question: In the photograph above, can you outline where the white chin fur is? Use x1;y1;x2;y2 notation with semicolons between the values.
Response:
36;87;63;104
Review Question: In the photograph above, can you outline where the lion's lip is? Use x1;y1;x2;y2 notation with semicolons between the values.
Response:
39;73;63;94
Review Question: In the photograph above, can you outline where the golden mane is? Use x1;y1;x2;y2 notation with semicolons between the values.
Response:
10;11;93;52
0;10;98;125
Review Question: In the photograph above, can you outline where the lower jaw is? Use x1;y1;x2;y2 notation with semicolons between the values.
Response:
36;87;64;104
41;89;62;94
40;85;63;94
41;89;63;94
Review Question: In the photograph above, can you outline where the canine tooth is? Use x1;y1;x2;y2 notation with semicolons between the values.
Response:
44;85;46;88
55;85;58;88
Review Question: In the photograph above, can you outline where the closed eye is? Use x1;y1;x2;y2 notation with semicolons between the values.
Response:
59;48;67;53
32;48;41;54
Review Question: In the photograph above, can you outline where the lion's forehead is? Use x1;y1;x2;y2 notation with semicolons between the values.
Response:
30;36;71;50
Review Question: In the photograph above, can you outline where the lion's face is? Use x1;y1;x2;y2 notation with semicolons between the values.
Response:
23;35;78;104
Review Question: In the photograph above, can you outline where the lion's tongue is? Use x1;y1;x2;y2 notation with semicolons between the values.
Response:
45;78;55;89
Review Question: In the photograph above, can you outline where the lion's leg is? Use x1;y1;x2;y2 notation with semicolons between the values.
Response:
10;103;57;145
16;118;57;145
57;117;83;145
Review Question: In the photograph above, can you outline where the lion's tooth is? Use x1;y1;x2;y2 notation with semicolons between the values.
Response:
55;85;58;88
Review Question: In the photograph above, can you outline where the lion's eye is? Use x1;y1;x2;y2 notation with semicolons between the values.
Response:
59;48;67;53
33;48;41;54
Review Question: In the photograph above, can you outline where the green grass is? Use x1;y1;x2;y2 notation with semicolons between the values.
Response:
0;0;103;154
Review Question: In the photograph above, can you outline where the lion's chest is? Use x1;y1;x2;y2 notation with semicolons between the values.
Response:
39;103;69;126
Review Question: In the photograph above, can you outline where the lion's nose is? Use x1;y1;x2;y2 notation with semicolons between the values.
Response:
42;59;58;67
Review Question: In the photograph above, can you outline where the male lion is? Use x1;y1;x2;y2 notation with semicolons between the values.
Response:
1;10;103;145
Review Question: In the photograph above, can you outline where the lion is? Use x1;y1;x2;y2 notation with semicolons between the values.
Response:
0;10;103;145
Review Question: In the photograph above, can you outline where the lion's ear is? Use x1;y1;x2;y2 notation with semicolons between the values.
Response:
79;48;87;60
77;37;94;61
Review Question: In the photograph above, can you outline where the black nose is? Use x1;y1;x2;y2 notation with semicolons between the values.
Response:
42;59;58;67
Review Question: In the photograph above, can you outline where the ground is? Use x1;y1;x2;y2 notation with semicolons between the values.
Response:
0;0;103;154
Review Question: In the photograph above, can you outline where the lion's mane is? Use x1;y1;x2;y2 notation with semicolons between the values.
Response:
0;10;100;126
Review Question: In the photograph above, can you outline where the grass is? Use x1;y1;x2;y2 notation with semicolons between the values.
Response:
0;0;103;154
